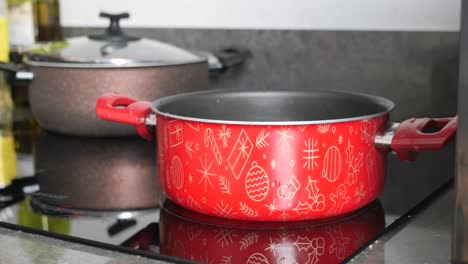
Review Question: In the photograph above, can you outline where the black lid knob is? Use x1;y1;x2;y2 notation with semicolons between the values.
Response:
89;12;140;42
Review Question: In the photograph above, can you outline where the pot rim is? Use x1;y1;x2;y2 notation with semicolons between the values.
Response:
151;89;395;126
25;57;207;69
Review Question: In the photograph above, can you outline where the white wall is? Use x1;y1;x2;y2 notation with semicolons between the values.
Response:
59;0;461;31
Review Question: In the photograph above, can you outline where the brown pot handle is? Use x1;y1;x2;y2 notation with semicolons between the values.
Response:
95;93;154;140
377;116;457;161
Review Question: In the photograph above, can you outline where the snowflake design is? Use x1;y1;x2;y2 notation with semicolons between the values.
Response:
265;237;280;256
214;227;237;248
360;120;372;144
275;127;294;154
303;138;319;171
354;183;367;203
338;134;343;145
196;154;216;192
265;198;280;215
270;159;277;169
218;125;231;148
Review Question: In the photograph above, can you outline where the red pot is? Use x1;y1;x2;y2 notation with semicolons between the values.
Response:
96;90;457;221
158;199;385;264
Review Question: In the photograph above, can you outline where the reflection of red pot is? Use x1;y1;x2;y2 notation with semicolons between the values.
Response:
96;90;456;221
159;200;385;264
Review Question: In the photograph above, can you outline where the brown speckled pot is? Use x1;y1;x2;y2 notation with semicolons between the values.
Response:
29;63;208;136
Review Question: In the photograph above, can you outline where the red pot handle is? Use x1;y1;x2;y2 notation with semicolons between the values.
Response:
96;93;154;140
390;116;457;161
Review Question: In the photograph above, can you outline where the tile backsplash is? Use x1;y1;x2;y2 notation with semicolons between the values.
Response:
64;27;459;121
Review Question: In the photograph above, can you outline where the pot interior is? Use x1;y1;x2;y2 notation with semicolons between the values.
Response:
154;90;394;124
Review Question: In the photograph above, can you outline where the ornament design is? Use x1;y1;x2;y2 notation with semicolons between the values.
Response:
245;162;269;202
170;156;184;190
321;146;342;182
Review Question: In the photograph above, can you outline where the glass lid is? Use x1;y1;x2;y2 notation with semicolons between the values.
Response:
25;12;204;68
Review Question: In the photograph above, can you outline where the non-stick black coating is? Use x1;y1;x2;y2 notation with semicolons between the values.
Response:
154;90;395;123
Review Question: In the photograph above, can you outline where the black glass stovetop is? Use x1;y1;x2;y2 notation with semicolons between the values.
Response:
0;114;455;264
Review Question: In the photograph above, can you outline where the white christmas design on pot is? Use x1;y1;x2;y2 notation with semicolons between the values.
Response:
327;184;350;216
228;129;253;180
292;177;326;215
204;128;223;165
246;253;270;264
277;175;301;200
321;146;342;182
168;120;184;147
218;125;231;148
170;156;184;190
303;138;319;171
345;140;363;186
196;154;216;192
245;161;269;202
366;150;377;192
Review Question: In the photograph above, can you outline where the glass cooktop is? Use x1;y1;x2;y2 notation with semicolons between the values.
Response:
0;112;455;264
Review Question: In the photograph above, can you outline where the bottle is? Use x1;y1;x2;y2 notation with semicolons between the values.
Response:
35;0;62;42
7;0;35;48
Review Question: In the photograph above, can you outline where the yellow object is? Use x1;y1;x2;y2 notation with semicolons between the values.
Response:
17;198;71;235
0;17;8;62
0;0;9;62
0;129;16;187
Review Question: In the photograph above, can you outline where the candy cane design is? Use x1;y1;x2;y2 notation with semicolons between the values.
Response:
204;128;223;165
321;146;342;182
